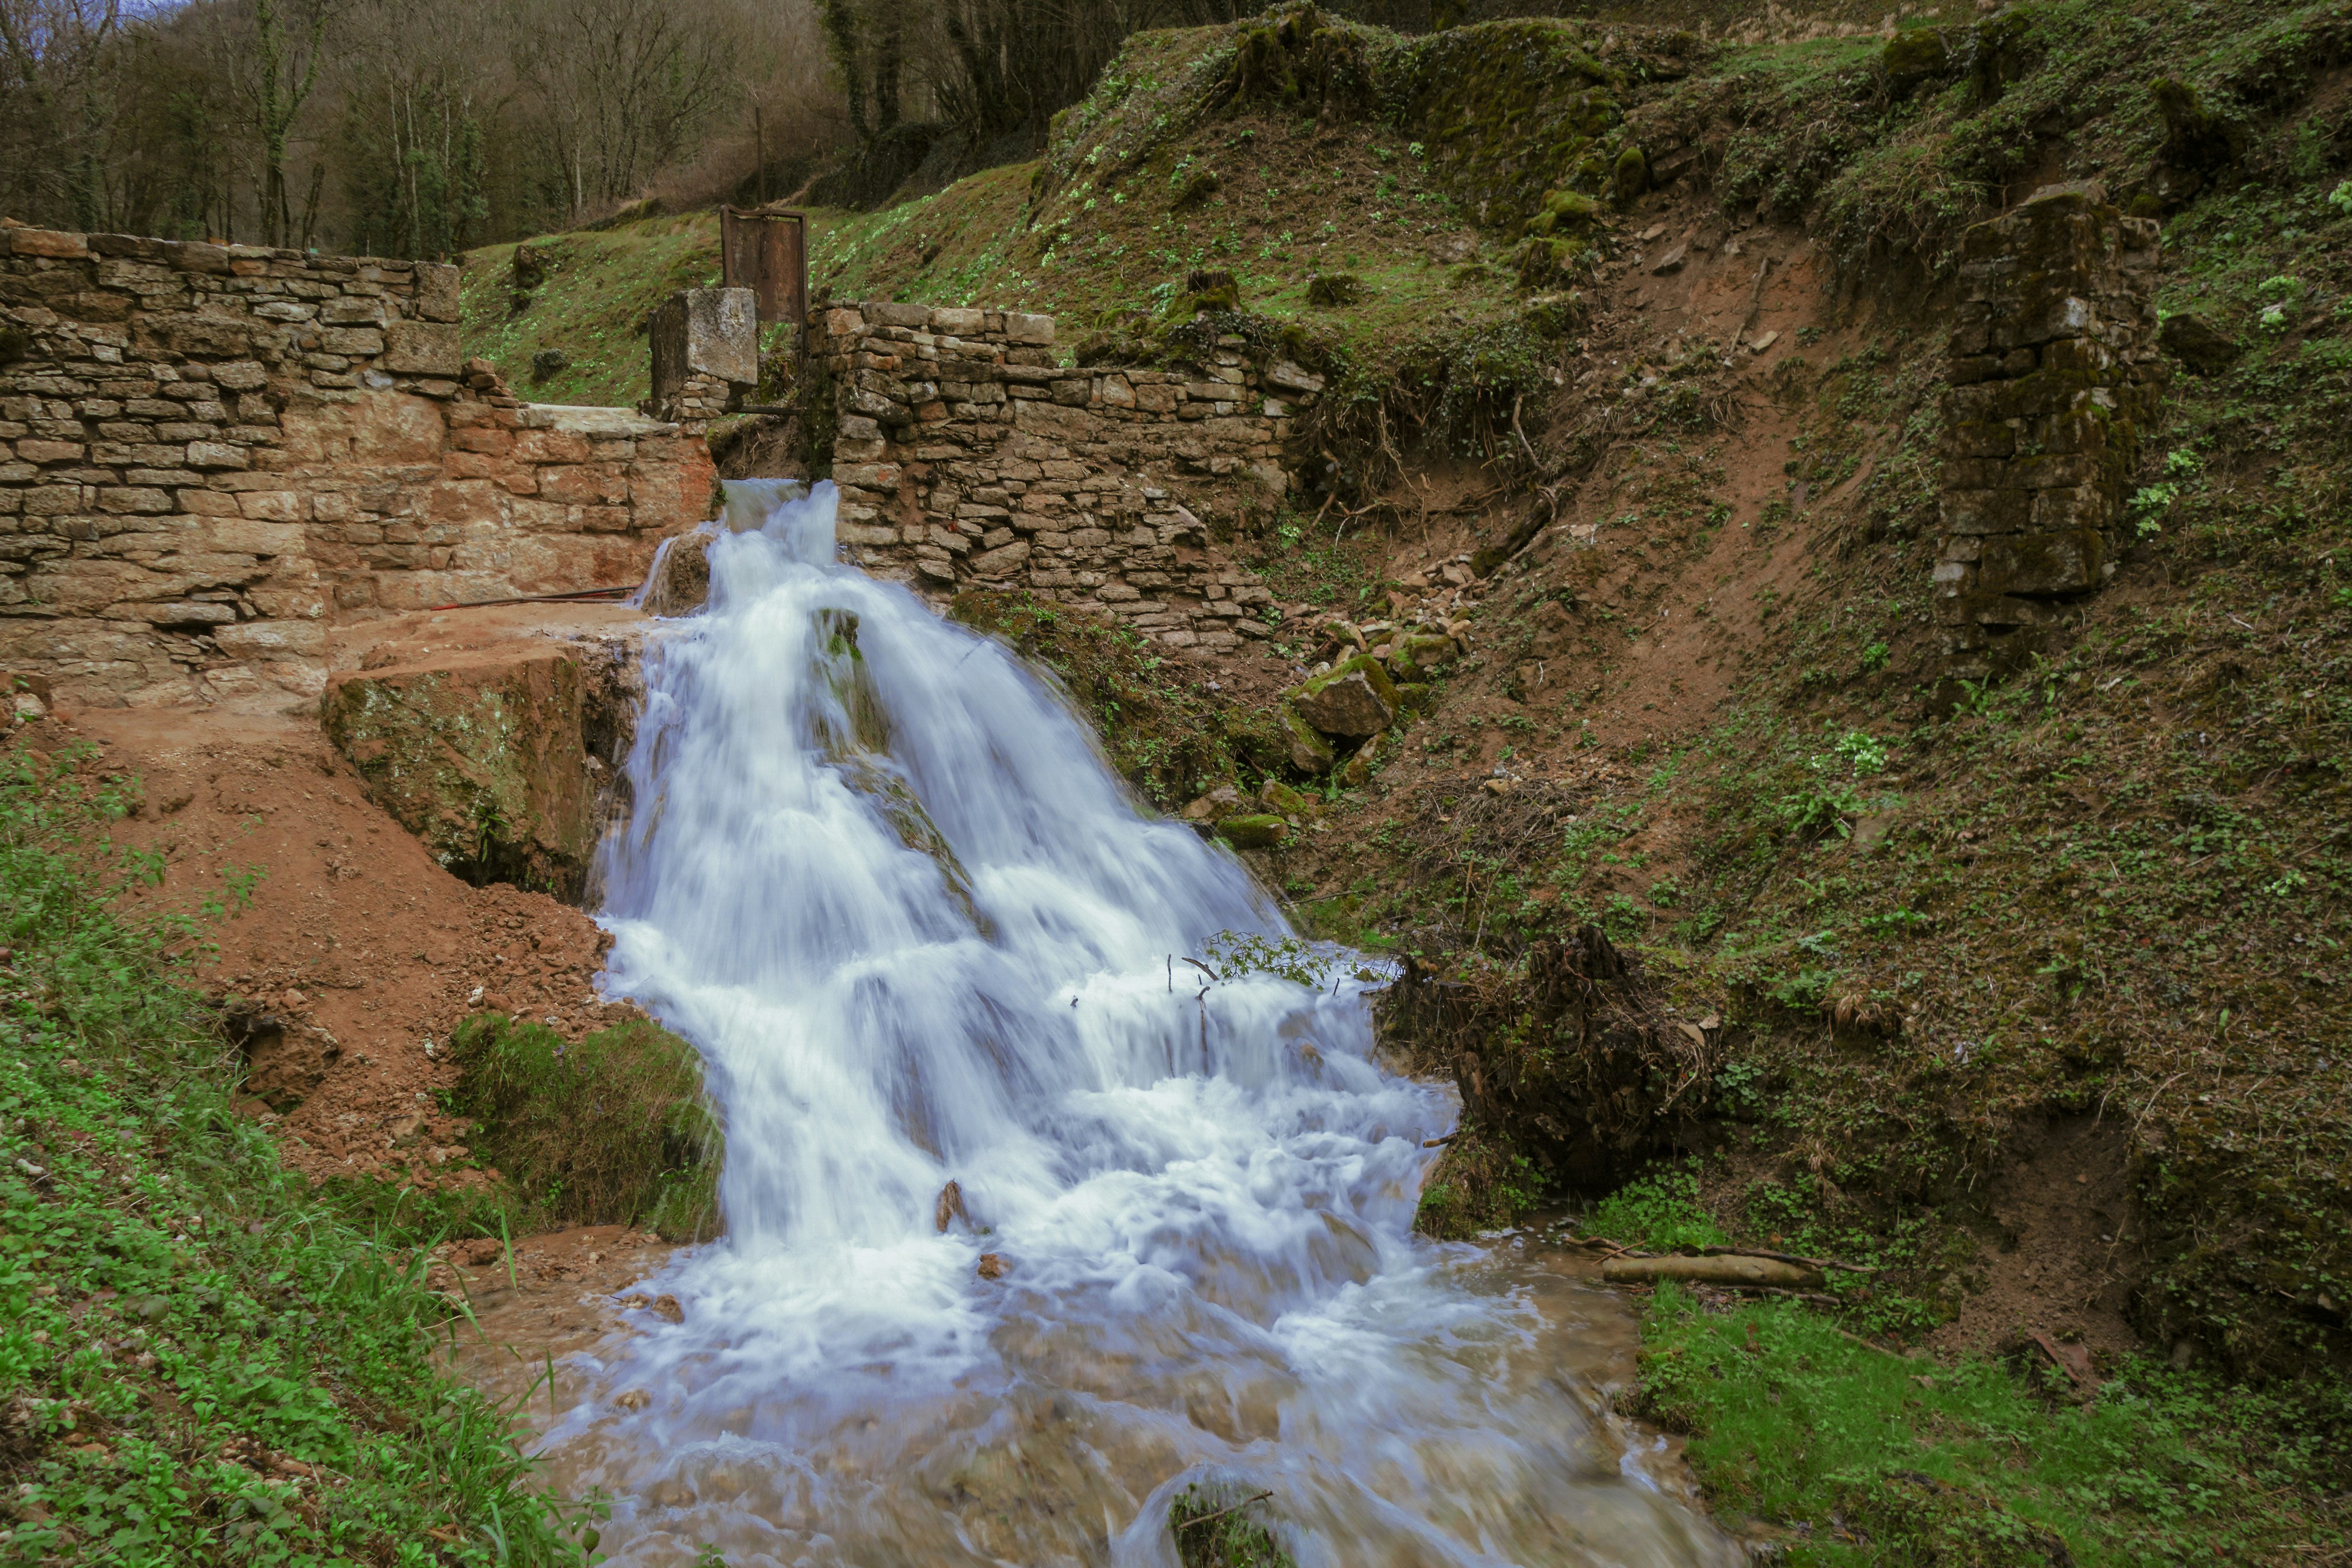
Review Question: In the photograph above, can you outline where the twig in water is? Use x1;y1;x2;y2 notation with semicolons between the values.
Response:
1175;1490;1275;1532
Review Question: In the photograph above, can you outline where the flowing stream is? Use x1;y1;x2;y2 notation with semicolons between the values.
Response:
546;479;1736;1566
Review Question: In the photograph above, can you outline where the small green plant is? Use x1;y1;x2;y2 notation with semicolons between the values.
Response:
1170;1482;1294;1567
2129;480;2177;536
1585;1160;1728;1250
2332;180;2352;217
1859;640;1890;673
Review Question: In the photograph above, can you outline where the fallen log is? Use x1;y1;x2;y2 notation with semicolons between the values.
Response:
1601;1254;1826;1289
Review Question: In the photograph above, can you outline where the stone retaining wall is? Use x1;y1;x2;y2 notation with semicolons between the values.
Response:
0;226;715;707
1933;185;2165;680
811;302;1323;653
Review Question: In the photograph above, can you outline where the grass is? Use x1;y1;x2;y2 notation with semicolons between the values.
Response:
0;746;594;1566
443;1012;720;1242
1638;1283;2346;1562
1168;1481;1293;1568
457;213;725;408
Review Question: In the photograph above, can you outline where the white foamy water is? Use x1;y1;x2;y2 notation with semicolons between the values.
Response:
552;479;1735;1566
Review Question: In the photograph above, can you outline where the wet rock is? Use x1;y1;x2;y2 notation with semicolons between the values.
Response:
936;1179;969;1232
639;529;714;617
1214;813;1289;850
1182;784;1247;821
976;1252;1010;1280
1289;654;1398;739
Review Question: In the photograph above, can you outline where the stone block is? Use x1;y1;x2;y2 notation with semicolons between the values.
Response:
383;320;462;376
96;487;172;514
319;326;386;357
650;288;758;406
1003;312;1055;345
2028;484;2113;531
322;296;387;326
238;491;306;522
215;619;326;658
1944;420;2015;459
186;442;248;470
2011;452;2100;489
1937;489;2030;536
7;229;88;259
930;307;985;336
207;517;305;555
1977;529;2106;597
415;262;462;323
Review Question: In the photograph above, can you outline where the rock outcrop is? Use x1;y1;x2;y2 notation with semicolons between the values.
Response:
322;634;641;901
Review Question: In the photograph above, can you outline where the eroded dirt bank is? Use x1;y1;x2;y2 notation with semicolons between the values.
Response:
63;602;658;1194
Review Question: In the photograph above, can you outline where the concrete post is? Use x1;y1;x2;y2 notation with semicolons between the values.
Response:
650;287;759;423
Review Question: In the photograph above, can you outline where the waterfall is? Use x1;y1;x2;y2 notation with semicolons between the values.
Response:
551;479;1734;1567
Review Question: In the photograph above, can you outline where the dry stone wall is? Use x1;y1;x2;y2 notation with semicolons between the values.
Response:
1933;185;2165;680
811;302;1323;653
0;226;715;707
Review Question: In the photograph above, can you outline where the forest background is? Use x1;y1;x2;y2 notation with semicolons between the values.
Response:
0;0;1446;258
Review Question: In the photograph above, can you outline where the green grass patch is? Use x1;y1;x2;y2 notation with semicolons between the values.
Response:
1637;1284;2346;1561
0;747;594;1564
445;1011;720;1242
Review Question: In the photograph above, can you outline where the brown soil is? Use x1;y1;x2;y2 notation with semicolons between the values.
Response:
1930;1114;2146;1365
61;601;660;1194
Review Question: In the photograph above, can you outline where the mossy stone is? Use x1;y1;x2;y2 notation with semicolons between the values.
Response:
1261;778;1320;818
1881;28;1950;98
1215;813;1289;849
1308;272;1365;307
1291;653;1399;738
1610;145;1648;204
1278;705;1337;773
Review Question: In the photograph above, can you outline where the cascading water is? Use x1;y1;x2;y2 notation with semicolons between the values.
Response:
549;478;1737;1566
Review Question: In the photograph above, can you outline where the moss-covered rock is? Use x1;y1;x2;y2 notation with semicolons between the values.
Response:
323;643;637;901
1215;813;1289;849
1290;653;1399;738
1880;28;1952;99
1259;778;1321;818
1278;705;1337;773
1307;272;1365;307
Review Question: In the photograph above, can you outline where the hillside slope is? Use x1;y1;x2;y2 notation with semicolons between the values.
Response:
800;1;2352;1553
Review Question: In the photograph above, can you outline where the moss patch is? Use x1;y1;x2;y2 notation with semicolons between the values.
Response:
445;1012;720;1241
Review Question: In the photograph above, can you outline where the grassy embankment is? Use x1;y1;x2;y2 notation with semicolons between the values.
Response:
0;747;600;1565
